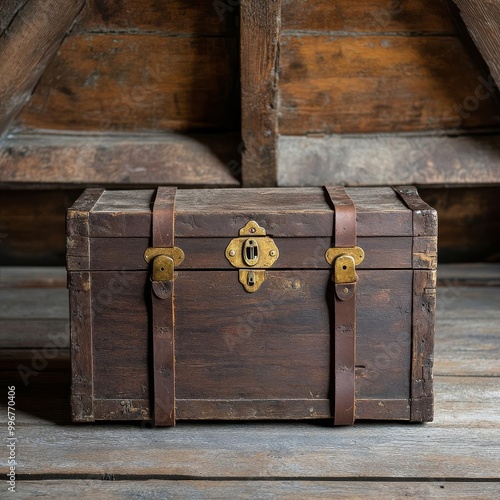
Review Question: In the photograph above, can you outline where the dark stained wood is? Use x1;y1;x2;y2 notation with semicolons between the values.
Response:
74;0;237;35
282;0;456;33
411;269;436;421
85;269;413;415
86;187;413;238
0;0;27;35
393;186;438;237
0;0;85;136
63;187;433;422
0;133;240;187
278;134;500;186
90;271;149;401
279;35;500;134
240;0;280;187
66;188;104;270
453;0;500;88
68;271;94;422
85;236;413;271
175;399;410;421
15;34;239;133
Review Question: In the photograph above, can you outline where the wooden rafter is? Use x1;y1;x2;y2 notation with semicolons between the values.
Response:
453;0;500;89
0;0;85;137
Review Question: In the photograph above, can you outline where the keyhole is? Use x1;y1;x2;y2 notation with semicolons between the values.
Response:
243;238;260;266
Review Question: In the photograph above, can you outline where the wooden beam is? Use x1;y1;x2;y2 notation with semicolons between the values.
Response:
240;0;281;187
0;0;85;136
278;134;500;186
0;133;240;187
0;0;28;35
453;0;500;89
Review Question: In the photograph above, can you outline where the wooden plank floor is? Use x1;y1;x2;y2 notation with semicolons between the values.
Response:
0;265;499;498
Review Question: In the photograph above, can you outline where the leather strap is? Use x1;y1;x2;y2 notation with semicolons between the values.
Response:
324;186;357;426
151;187;177;426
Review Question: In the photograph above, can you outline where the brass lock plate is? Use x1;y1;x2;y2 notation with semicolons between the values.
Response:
325;246;365;266
239;270;266;293
144;246;185;282
225;221;279;269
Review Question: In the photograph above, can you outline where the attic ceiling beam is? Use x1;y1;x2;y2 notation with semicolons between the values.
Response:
452;0;500;89
0;0;85;137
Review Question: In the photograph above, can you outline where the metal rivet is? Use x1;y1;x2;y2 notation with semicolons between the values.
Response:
343;287;349;294
229;249;236;257
270;250;276;257
120;400;126;406
249;227;256;233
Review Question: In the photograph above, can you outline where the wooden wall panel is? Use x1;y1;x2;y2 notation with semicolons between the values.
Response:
279;35;500;135
282;0;456;33
15;34;239;132
74;0;237;35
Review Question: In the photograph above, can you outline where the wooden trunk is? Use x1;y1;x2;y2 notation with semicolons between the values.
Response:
67;186;437;425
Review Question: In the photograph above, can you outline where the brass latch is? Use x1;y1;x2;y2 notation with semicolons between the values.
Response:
325;246;365;284
144;247;185;281
225;221;279;292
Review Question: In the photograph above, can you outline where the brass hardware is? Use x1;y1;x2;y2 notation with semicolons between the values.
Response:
225;221;279;270
325;246;365;284
144;247;185;265
153;255;174;281
144;246;185;282
239;270;266;293
325;246;365;266
226;221;278;292
334;254;357;284
239;220;266;237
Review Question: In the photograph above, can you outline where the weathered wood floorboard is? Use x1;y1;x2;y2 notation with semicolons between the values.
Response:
12;479;500;499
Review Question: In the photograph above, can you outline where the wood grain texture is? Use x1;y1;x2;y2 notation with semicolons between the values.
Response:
411;269;436;421
85;269;413;417
453;0;500;88
84;236;413;271
0;0;85;136
74;0;237;35
15;34;239;132
68;271;94;422
278;134;500;186
240;0;281;187
2;423;499;477
12;480;500;499
86;187;413;238
0;0;27;34
393;185;438;237
0;266;66;288
282;0;456;34
279;35;500;134
0;133;240;187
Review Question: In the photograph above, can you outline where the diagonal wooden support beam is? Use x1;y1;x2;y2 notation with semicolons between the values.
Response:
240;0;281;187
0;0;85;137
452;0;500;89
